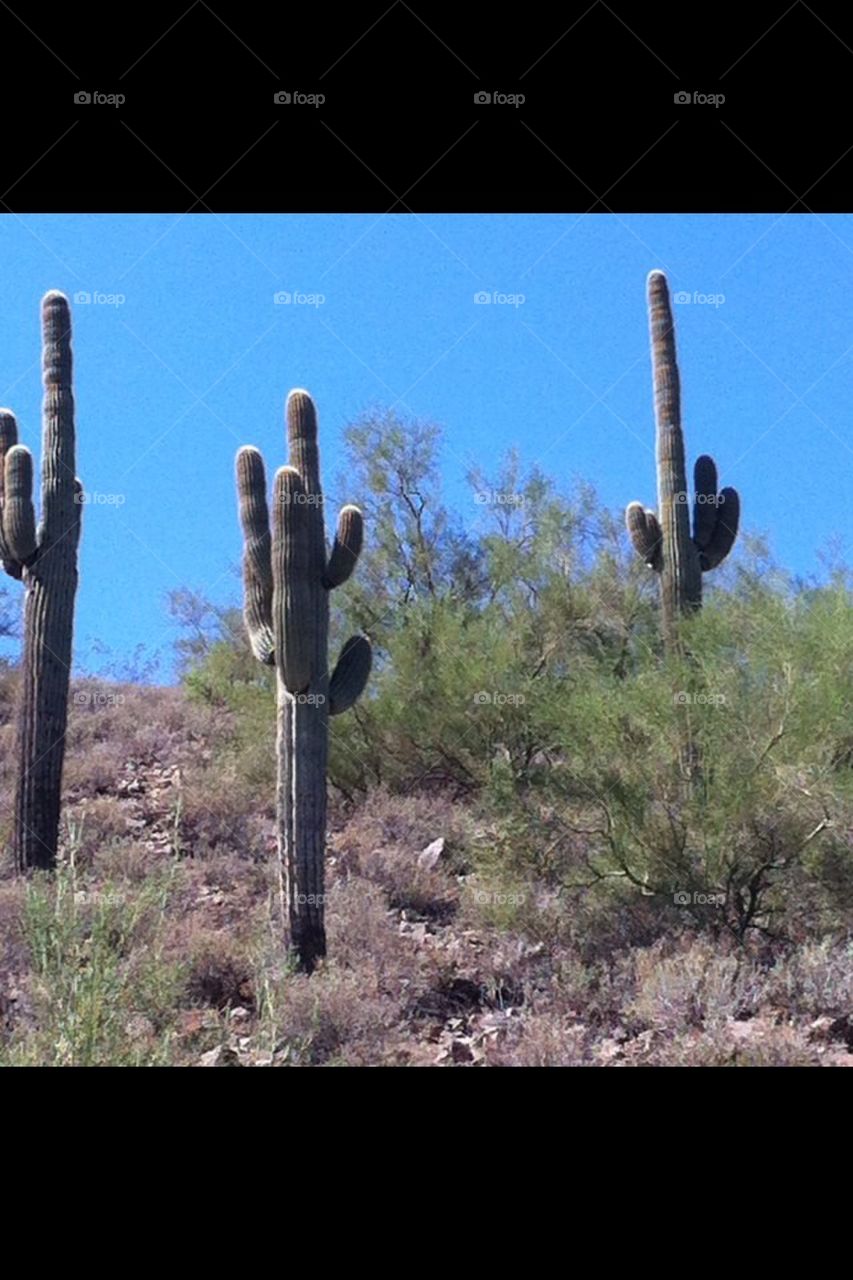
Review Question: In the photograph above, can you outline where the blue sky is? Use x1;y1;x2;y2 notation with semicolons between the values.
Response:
0;213;850;680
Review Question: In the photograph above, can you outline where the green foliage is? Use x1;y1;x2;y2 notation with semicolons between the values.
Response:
4;853;185;1066
175;408;853;946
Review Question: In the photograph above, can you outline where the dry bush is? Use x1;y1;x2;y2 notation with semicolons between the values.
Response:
647;1019;822;1067
176;763;270;860
63;796;130;868
763;940;853;1019
359;846;458;921
181;928;255;1012
485;1014;592;1066
272;967;401;1065
628;937;768;1034
334;788;473;874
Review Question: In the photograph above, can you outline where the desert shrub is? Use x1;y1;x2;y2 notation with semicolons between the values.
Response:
2;858;184;1065
171;410;852;965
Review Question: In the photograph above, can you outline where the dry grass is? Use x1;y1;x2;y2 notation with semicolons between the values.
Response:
0;679;850;1066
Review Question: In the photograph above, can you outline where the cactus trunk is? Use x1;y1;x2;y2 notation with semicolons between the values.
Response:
237;388;371;972
1;293;82;871
278;684;330;969
649;271;702;649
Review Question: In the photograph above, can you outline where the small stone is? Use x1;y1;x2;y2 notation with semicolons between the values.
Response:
417;837;445;871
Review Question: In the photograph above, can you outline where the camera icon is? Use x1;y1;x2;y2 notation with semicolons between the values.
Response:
673;290;691;304
673;691;690;705
673;91;691;105
73;290;91;304
474;290;491;304
73;691;89;705
473;691;492;704
273;91;292;105
273;291;292;304
474;91;491;105
74;91;92;105
673;891;691;905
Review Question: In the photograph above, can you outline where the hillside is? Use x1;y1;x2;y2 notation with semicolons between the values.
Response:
0;672;850;1066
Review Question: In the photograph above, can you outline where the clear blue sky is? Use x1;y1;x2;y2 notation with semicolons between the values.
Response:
0;213;850;680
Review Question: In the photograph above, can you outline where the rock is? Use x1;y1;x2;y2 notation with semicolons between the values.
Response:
198;1044;240;1067
417;837;445;871
399;921;428;945
229;1006;250;1022
124;1013;154;1040
594;1038;625;1064
450;1039;474;1063
808;1016;834;1042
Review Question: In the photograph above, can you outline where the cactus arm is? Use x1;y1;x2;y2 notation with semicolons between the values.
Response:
287;388;321;497
625;501;663;570
272;465;316;694
325;504;364;588
0;409;20;572
701;486;740;570
692;454;719;550
236;446;275;664
4;445;37;564
329;634;372;715
39;291;76;552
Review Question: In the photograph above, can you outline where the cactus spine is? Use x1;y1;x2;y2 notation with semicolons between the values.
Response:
237;389;371;972
626;270;740;650
2;292;82;870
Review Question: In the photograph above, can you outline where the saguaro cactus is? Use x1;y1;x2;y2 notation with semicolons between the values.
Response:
626;270;740;650
1;292;82;870
236;389;371;972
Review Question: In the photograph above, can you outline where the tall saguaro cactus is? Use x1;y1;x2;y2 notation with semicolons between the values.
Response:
1;292;82;870
626;270;740;651
236;389;371;972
